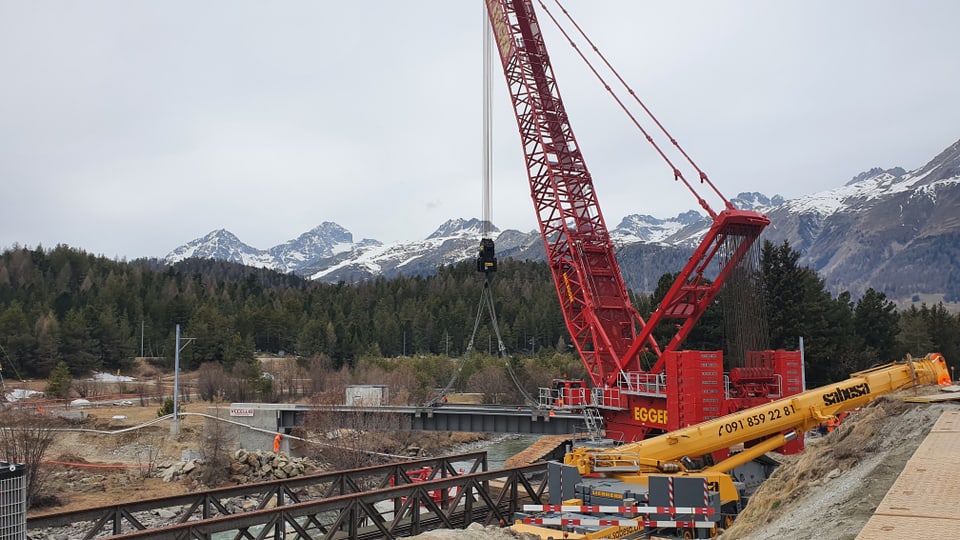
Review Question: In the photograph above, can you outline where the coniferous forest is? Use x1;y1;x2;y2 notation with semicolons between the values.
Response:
0;241;958;394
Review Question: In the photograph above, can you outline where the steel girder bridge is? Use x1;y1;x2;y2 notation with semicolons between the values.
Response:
272;403;589;435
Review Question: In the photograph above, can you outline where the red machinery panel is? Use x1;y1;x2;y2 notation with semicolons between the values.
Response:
666;351;725;431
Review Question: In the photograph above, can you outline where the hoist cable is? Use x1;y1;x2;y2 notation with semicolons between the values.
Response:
482;6;495;237
482;282;538;406
0;341;25;385
424;287;488;406
536;0;730;217
426;280;538;407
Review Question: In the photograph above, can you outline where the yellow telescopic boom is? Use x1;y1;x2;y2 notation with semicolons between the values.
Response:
565;354;951;477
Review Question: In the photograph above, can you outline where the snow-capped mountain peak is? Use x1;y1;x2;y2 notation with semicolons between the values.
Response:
783;157;960;220
761;138;960;299
165;222;372;272
266;222;358;272
610;210;709;245
162;137;960;301
165;229;269;267
730;192;785;211
427;218;498;239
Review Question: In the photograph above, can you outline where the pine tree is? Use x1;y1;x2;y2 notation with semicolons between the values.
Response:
59;309;100;375
854;288;899;361
45;361;72;399
922;302;960;362
761;240;855;386
896;305;933;358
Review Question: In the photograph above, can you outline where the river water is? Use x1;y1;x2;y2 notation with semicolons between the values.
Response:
447;433;543;470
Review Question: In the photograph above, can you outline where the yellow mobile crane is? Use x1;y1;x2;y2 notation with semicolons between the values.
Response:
518;354;951;538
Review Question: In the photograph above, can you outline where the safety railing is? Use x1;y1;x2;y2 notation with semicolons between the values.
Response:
590;386;626;410
538;387;588;409
617;371;668;396
28;452;492;540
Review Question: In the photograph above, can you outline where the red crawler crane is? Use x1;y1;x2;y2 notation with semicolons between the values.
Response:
482;0;803;446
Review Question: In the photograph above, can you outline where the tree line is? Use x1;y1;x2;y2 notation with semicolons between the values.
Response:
0;241;957;390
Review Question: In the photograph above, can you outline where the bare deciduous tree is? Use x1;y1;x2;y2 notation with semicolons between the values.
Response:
303;383;406;471
197;362;228;401
199;411;233;487
0;412;56;508
467;365;508;404
133;430;165;479
135;381;149;406
73;378;105;399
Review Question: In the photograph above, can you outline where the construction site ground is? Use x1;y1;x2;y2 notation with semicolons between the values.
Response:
28;398;481;517
857;409;960;539
22;386;960;540
724;389;960;539
404;389;960;540
31;400;223;515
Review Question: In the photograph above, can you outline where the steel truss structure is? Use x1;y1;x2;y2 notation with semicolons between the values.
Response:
29;452;548;540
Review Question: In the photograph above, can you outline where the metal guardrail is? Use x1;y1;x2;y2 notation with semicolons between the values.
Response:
28;452;494;540
106;464;548;539
618;371;667;396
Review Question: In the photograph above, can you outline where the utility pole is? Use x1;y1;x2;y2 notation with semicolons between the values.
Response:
171;324;195;435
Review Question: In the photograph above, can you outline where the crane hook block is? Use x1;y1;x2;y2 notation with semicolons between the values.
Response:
477;238;498;274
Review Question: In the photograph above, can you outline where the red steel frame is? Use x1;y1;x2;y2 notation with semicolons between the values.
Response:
485;0;648;387
485;0;794;444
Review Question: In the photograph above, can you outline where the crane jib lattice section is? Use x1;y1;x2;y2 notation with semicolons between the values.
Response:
485;0;642;387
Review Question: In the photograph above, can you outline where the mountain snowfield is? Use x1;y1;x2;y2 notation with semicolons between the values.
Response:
305;219;491;281
163;196;785;280
166;223;368;274
165;139;960;301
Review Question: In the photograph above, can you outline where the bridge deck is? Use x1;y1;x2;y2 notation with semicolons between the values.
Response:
856;410;960;539
504;434;572;468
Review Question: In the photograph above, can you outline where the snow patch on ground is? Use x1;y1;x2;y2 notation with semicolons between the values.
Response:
91;372;137;382
5;388;43;401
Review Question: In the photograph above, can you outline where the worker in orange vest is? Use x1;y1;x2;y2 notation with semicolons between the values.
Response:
273;433;282;453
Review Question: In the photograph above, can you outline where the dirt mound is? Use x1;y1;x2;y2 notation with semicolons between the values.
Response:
723;391;959;539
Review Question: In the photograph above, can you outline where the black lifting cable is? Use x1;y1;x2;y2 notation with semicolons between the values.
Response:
423;12;535;408
425;277;539;408
0;341;26;390
478;278;539;407
424;286;489;406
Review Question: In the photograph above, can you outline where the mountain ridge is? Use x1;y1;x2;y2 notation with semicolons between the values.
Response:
165;139;960;302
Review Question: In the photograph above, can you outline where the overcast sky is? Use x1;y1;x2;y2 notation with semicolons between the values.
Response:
2;1;958;260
